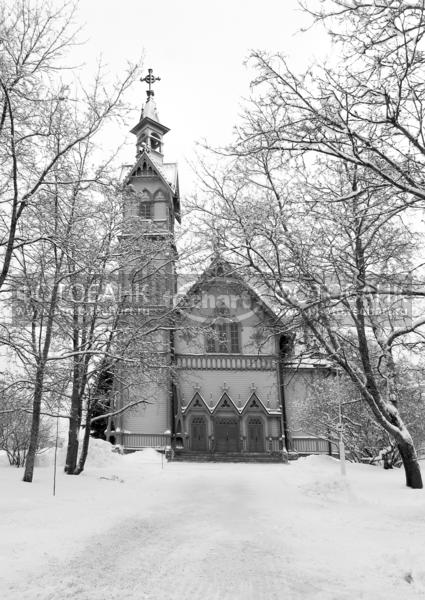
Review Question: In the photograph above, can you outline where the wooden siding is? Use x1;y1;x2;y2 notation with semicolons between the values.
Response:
121;380;170;434
178;369;280;411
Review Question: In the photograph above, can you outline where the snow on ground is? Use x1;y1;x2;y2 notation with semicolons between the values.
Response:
1;442;425;600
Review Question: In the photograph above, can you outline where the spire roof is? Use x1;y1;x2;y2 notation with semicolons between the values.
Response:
140;96;160;123
130;67;169;140
138;67;162;124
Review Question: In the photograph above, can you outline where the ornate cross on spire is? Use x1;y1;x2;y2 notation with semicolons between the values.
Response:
141;68;161;99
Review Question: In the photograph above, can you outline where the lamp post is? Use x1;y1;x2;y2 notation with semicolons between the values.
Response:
337;370;346;476
163;429;171;469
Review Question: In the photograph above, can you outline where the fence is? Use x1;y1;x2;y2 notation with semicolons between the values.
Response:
117;433;169;449
291;437;337;455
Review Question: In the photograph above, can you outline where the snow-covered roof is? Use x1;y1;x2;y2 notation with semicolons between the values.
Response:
150;156;178;194
123;150;178;196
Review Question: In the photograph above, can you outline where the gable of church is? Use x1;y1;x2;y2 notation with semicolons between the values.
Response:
212;392;239;414
176;266;279;358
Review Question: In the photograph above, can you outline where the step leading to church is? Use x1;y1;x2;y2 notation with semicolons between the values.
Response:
170;451;287;463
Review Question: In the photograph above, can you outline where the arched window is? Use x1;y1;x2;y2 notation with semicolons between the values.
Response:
150;133;162;152
140;202;152;219
206;321;240;353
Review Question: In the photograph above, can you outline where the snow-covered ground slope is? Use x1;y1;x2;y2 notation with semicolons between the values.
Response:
1;442;425;600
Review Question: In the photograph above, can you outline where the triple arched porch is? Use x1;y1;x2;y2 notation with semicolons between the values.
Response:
177;393;282;454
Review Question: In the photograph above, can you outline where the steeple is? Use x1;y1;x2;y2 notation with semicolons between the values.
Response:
130;68;169;162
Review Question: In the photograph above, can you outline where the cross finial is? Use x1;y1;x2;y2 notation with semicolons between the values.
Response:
211;230;224;259
141;68;161;99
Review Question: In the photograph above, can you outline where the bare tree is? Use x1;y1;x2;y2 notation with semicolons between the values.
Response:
0;0;141;482
193;143;425;487
188;0;425;488
300;366;425;467
0;0;137;294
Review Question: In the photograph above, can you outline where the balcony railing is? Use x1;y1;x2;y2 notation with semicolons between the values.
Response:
117;433;169;449
175;354;276;371
291;437;337;455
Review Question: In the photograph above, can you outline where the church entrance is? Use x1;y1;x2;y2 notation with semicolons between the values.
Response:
215;417;239;452
247;417;265;452
191;416;207;451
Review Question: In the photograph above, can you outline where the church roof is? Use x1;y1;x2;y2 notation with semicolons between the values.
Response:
152;157;179;193
123;150;178;194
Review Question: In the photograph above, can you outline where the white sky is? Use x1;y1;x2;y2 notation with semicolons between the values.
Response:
75;0;328;196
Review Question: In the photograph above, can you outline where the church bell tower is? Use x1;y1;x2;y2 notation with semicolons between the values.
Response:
113;69;180;451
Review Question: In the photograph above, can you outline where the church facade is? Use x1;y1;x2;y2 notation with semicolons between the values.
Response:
110;71;331;459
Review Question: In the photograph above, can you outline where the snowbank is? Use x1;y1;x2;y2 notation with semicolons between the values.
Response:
33;439;163;469
292;454;352;498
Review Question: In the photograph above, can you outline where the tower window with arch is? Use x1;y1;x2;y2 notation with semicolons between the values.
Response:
206;321;241;354
146;272;168;305
140;201;153;219
150;132;162;152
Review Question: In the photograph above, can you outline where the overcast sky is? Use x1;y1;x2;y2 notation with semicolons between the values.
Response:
75;0;327;195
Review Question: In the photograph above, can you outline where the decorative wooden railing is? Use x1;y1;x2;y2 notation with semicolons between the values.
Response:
291;437;336;455
175;354;276;371
117;432;337;455
117;433;169;448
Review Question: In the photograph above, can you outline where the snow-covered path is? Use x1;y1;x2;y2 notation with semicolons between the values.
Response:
2;449;425;600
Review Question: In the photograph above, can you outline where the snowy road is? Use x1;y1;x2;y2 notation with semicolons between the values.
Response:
2;451;425;600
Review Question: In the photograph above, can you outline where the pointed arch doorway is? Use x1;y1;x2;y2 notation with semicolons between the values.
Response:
191;416;207;451
247;417;265;452
215;416;239;452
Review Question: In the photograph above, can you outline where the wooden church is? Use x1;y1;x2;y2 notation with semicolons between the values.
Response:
109;70;331;460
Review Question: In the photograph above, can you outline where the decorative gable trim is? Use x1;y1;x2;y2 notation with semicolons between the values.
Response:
181;392;209;414
212;392;239;415
123;150;174;194
241;392;269;415
181;390;281;416
176;256;280;324
131;159;159;178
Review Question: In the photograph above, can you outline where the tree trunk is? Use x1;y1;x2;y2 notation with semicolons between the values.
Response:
74;403;92;475
64;318;82;474
22;367;44;482
398;439;423;489
64;377;82;473
64;401;81;474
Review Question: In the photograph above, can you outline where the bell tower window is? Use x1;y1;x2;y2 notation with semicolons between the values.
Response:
150;132;162;153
